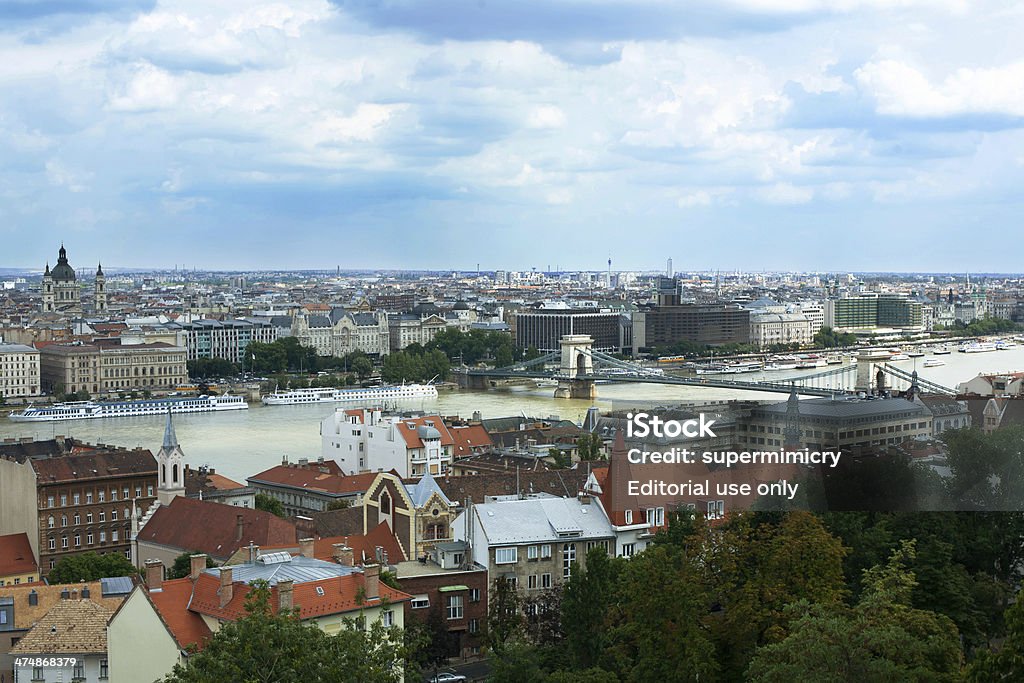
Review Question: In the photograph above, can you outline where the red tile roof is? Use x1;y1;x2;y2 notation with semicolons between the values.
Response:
146;578;212;651
315;522;407;565
248;465;378;496
0;532;37;577
187;571;411;622
31;449;157;484
137;497;297;561
450;425;493;458
395;415;455;449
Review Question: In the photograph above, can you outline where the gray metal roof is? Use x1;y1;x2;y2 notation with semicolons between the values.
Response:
755;397;926;419
407;471;451;508
100;576;135;596
474;497;613;546
209;554;360;586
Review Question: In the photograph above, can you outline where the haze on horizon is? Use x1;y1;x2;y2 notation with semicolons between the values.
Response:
2;0;1023;272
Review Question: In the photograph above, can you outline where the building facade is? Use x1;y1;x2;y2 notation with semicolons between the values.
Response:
632;303;751;352
176;318;278;365
322;409;456;478
515;309;629;353
0;343;41;399
39;341;187;396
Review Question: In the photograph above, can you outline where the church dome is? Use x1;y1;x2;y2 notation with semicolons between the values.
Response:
50;245;76;282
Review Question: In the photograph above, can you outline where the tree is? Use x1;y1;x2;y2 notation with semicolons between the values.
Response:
326;499;351;511
967;596;1024;682
48;551;138;583
487;577;524;652
813;326;858;349
255;493;286;518
746;541;963;683
562;548;617;669
351;356;373;380
163;580;406;683
575;433;604;460
167;551;216;580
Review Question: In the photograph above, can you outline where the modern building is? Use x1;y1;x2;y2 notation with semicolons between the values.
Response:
174;318;278;365
825;293;924;332
515;308;629;353
632;302;751;352
0;342;40;399
322;409;455;478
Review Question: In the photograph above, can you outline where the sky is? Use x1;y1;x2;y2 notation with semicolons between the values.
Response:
2;0;1023;272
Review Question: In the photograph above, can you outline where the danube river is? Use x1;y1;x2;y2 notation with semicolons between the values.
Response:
3;347;1023;483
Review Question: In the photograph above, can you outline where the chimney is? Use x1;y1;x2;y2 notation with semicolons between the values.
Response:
28;589;38;606
189;554;208;580
363;564;380;602
247;542;259;564
299;537;314;559
332;542;353;567
60;588;70;600
219;568;233;608
278;579;294;612
235;514;244;542
145;560;164;592
81;585;90;599
71;589;79;600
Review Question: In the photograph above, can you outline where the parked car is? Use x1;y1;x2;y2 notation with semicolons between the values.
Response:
428;673;468;683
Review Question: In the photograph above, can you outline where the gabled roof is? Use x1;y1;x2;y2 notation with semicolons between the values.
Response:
394;415;455;449
144;579;212;651
406;471;451;508
137;497;297;561
10;600;114;655
31;449;156;484
450;425;493;457
248;465;378;497
0;532;37;577
473;496;614;545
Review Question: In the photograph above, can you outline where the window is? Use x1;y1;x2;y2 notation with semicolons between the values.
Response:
624;509;633;524
111;510;118;521
562;543;576;579
621;543;635;557
60;494;67;506
99;531;106;543
469;588;481;603
540;544;552;559
73;493;80;505
446;595;464;620
48;538;55;550
495;547;517;565
135;486;142;498
34;666;44;681
98;491;105;503
111;489;118;501
147;485;154;497
410;595;430;609
381;610;394;627
112;530;119;541
656;507;665;526
527;545;538;560
73;661;84;680
100;659;109;679
61;536;68;549
707;500;724;520
645;508;655;526
86;513;93;523
86;492;93;504
47;516;54;529
73;513;80;525
86;533;93;545
99;511;105;522
74;534;81;547
47;496;55;508
528;574;538;589
541;573;552;589
469;618;479;634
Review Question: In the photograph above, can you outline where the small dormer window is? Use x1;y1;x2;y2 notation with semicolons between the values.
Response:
624;510;633;525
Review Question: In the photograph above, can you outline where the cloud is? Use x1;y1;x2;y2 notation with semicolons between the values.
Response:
106;62;185;111
855;59;1024;118
756;182;814;204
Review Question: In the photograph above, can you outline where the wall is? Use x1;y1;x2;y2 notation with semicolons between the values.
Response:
108;587;183;683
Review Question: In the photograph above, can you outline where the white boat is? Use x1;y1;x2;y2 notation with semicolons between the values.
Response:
889;353;911;361
764;362;798;372
261;383;438;405
959;342;997;353
996;340;1017;350
535;379;559;388
923;359;946;367
907;350;926;358
825;355;844;365
932;347;952;355
8;395;247;422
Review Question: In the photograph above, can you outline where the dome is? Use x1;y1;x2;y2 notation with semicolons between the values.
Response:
50;245;76;282
417;425;442;440
453;301;470;311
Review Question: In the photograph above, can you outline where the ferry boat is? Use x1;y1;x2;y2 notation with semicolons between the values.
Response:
796;356;827;369
996;340;1017;350
907;350;926;358
889;353;911;361
8;394;247;422
959;342;998;353
932;347;952;355
261;383;438;405
923;359;946;367
825;355;844;365
764;362;798;372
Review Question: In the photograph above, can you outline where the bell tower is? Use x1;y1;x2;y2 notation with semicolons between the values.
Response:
41;263;54;312
94;263;107;313
157;410;187;505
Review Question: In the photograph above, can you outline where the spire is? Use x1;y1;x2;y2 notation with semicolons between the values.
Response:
44;262;50;276
58;244;67;262
783;384;801;449
96;262;104;277
163;409;178;450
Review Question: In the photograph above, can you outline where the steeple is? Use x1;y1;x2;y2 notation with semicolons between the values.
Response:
163;409;178;450
96;262;104;277
783;384;801;450
44;262;50;277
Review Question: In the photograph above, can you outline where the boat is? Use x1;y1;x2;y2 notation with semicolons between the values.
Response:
889;353;911;361
764;362;798;371
261;383;438;405
907;350;926;358
996;340;1017;350
825;355;844;365
535;379;558;388
959;342;998;353
8;394;248;422
923;359;946;367
932;347;952;355
796;355;827;369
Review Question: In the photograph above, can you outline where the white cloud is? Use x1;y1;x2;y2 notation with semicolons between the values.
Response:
106;62;185;111
527;105;566;129
855;59;1024;117
756;182;814;204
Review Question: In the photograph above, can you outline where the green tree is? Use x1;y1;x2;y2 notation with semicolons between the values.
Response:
351;356;374;380
255;493;286;518
575;433;604;460
48;551;138;583
167;551;216;580
163;580;406;683
562;547;618;669
487;577;524;652
967;596;1024;682
746;541;963;683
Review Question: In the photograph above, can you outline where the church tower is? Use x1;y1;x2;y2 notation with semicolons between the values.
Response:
41;262;54;312
156;410;187;505
94;263;107;314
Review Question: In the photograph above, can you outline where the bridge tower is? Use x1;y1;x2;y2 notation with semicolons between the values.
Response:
554;334;597;399
855;349;895;394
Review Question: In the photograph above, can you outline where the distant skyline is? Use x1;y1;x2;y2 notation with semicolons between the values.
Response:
2;1;1023;271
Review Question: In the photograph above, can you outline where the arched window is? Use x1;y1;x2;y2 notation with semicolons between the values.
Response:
172;463;179;485
380;491;391;514
161;464;166;485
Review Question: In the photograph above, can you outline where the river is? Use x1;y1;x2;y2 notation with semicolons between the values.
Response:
3;346;1023;483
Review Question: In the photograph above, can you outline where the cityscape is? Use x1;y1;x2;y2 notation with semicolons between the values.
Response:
3;1;1024;682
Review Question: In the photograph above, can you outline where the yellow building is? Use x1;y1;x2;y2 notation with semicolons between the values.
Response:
0;533;38;587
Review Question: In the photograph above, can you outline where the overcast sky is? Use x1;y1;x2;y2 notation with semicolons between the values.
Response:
2;0;1022;272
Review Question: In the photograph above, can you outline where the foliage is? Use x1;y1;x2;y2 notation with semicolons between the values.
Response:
326;499;351;511
813;326;859;349
562;547;618;669
163;580;406;683
381;348;450;383
967;596;1024;682
942;425;1024;510
167;551;215;580
425;328;518;366
575;433;604;460
254;493;286;518
487;577;524;652
936;317;1021;337
746;541;964;682
48;551;138;583
488;638;543;683
653;340;759;358
187;357;238;380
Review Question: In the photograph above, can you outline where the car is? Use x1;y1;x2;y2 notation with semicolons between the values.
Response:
428;673;468;683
